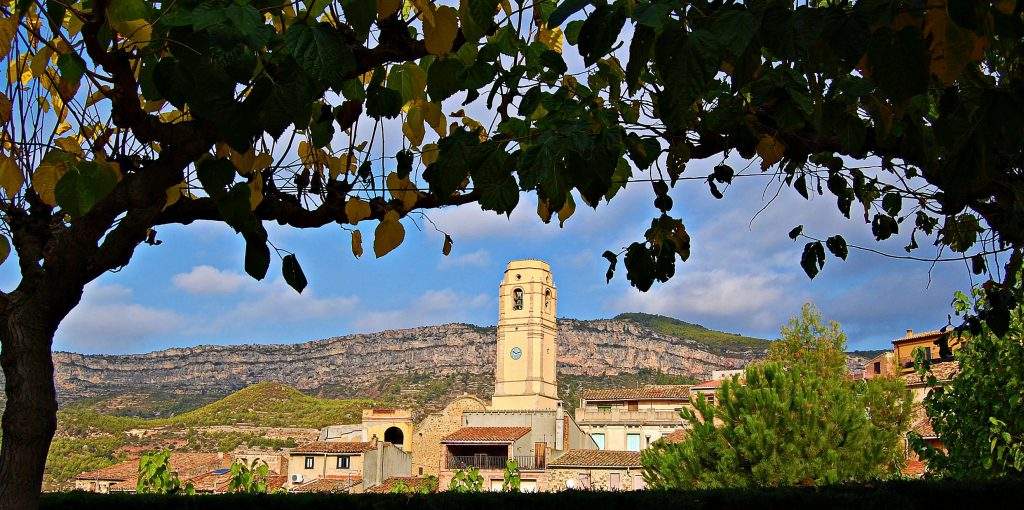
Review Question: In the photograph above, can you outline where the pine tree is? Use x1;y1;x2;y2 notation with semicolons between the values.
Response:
643;305;912;488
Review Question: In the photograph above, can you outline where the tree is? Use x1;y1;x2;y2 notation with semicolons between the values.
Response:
767;302;848;379
912;286;1024;477
642;306;912;488
226;458;269;494
448;467;484;493
0;1;1022;507
502;458;521;492
135;450;194;495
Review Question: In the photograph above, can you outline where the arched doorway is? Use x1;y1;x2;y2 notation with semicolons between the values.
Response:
384;426;404;448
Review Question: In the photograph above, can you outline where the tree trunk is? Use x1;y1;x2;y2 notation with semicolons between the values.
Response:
0;300;59;510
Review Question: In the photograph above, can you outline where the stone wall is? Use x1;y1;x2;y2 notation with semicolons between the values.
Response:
547;467;646;491
410;395;487;477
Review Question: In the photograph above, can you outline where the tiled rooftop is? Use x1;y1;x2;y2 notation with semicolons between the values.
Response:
366;476;438;493
291;476;362;493
548;449;642;468
290;441;376;454
441;426;531;443
690;379;724;390
660;428;688;444
581;385;691;401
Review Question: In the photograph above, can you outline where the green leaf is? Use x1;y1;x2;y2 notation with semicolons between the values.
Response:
44;0;67;35
577;2;626;66
710;9;755;57
625;25;655;94
871;214;899;241
625;133;660;170
882;192;902;216
460;0;500;41
386;62;427;104
548;0;591;27
602;250;616;283
564;20;584;44
54;161;119;218
196;158;235;197
788;225;803;240
107;0;150;22
285;22;356;90
365;84;403;119
426;57;464;102
56;53;86;88
341;0;376;39
282;253;308;293
243;232;270;280
304;0;332;19
825;235;848;260
518;86;542;117
217;183;257;233
800;241;826;279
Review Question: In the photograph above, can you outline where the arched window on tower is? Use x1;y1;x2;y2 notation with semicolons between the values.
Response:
544;289;551;309
513;288;524;310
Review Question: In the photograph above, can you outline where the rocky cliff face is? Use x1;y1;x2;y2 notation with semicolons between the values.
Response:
52;317;765;404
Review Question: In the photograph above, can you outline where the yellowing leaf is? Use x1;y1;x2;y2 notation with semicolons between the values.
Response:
374;210;405;257
387;172;419;211
32;161;69;206
0;155;25;198
0;15;16;61
111;20;153;50
249;171;263;210
537;198;553;224
403;103;426;146
422;101;446;137
226;147;273;175
558;193;575;227
8;54;33;86
164;181;186;209
0;93;11;124
410;0;435;25
499;0;513;15
442;233;453;256
345;197;372;224
924;0;986;86
55;120;72;135
86;87;112;108
756;135;785;170
0;234;10;266
420;143;439;167
351;229;364;258
328;152;357;179
30;47;54;78
54;137;84;158
423;5;458;56
378;0;402;19
537;25;564;53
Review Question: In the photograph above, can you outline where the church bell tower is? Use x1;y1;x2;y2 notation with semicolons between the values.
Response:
491;260;559;410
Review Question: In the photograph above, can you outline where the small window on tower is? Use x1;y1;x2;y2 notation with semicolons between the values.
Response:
513;288;524;310
544;289;551;308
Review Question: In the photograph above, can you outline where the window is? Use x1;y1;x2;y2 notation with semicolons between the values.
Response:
544;289;551;308
304;456;314;469
626;433;641;452
874;361;881;374
597;405;612;412
578;473;591;489
512;288;523;310
633;474;646;490
627;401;639;411
591;433;606;450
336;456;350;469
924;347;932;360
609;472;621;490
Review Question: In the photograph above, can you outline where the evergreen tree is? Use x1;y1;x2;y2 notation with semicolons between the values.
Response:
643;305;911;488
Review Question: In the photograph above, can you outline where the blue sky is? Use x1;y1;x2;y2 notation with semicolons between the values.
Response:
0;8;977;355
0;167;971;355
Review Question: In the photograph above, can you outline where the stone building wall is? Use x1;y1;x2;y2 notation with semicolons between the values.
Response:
410;395;488;477
547;467;646;491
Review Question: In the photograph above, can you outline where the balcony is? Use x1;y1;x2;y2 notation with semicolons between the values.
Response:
445;455;542;471
575;408;684;425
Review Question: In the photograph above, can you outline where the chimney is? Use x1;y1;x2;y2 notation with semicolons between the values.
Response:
906;329;914;337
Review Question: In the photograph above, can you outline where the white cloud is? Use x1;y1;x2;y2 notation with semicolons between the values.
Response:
217;279;360;324
353;288;492;332
172;265;247;295
438;248;491;270
55;283;186;353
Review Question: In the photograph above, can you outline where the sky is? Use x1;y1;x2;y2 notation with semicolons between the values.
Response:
0;7;980;355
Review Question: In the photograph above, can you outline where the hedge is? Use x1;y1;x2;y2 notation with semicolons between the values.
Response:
41;478;1024;510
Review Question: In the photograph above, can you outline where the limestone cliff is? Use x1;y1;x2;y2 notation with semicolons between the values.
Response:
51;316;767;404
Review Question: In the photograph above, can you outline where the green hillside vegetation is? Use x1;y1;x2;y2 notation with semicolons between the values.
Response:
616;313;771;351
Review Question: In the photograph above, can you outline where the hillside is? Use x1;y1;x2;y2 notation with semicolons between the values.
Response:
45;382;371;490
48;314;770;411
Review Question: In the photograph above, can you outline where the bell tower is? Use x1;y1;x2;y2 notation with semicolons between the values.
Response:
491;259;559;410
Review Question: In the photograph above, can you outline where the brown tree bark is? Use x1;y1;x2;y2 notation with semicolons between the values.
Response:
0;294;60;510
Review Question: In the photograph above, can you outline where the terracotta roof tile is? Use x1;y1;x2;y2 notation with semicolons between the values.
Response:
76;459;139;481
548;449;642;468
291;476;362;493
690;379;724;390
581;385;691;401
902;361;959;385
910;405;938;439
290;441;375;454
76;452;228;487
660;428;688;444
366;476;438;493
441;427;531;443
894;330;945;343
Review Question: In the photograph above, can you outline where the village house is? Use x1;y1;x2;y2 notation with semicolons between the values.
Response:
547;450;645;491
574;385;691;451
73;452;231;493
285;438;410;492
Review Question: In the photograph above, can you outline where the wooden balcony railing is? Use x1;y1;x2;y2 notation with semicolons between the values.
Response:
574;408;684;425
445;455;541;470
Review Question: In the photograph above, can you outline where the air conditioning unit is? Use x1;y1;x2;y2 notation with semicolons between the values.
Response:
290;474;304;484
